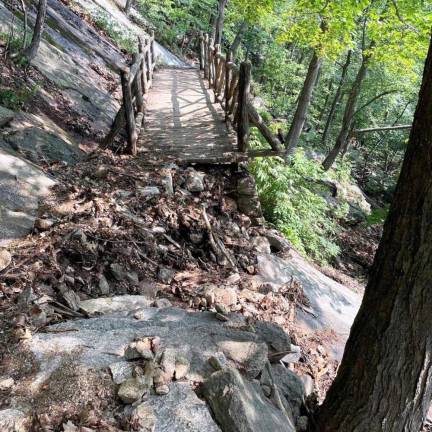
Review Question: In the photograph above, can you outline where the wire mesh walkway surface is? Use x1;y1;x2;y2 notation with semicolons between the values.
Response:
138;68;237;164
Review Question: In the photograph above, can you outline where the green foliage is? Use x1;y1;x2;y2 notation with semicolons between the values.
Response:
250;149;347;263
92;10;137;52
0;86;37;111
0;31;22;53
367;206;389;226
135;0;216;49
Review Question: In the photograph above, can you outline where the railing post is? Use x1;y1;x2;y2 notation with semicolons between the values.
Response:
224;51;232;122
214;44;221;101
199;32;205;70
139;36;148;93
120;68;137;155
146;37;152;88
150;30;155;67
208;37;214;88
237;61;251;152
132;52;144;114
204;34;209;79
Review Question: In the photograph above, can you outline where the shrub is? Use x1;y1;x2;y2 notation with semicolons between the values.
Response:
249;148;347;263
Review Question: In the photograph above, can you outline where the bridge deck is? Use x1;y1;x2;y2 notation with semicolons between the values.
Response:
138;68;237;164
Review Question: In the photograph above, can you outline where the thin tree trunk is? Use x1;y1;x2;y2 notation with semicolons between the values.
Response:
315;36;432;432
21;0;47;61
124;0;133;15
322;52;369;170
229;20;247;58
214;0;228;46
321;50;352;147
284;51;322;157
317;77;334;123
19;0;28;50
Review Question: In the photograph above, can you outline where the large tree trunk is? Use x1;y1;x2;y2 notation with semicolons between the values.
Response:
321;50;352;147
284;51;322;157
229;20;247;58
322;53;368;170
315;36;432;432
21;0;47;61
214;0;228;46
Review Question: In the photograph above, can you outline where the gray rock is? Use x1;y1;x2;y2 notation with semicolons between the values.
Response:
126;271;139;286
251;236;271;254
155;384;170;395
256;253;361;360
261;364;305;420
185;169;205;192
118;377;148;404
0;408;27;432
174;355;190;380
138;186;160;196
127;401;156;432
110;263;126;281
154;298;172;308
80;295;152;315
149;382;221;432
0;248;11;271
300;374;314;397
297;416;308;431
29;306;269;383
0;106;14;127
254;321;291;353
280;344;301;364
157;267;175;284
208;352;228;371
203;368;295;432
263;231;291;252
109;361;134;384
237;176;257;196
0;376;14;390
34;218;54;231
98;274;110;295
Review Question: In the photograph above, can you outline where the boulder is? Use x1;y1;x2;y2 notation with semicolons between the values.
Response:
251;236;271;254
254;321;291;353
203;368;295;432
185;169;205;192
118;377;148;404
0;248;11;271
125;401;156;432
0;408;27;432
261;364;305;419
149;382;221;431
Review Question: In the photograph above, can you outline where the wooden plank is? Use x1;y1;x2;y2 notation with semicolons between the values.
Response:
237;61;251;152
199;32;205;70
128;52;145;85
120;69;138;155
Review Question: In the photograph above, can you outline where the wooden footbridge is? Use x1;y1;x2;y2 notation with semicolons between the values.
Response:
104;33;284;164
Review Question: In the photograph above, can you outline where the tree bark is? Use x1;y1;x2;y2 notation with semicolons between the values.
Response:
124;0;133;14
214;0;228;46
315;36;432;432
321;50;352;147
21;0;47;62
229;20;247;58
322;52;369;170
284;51;322;157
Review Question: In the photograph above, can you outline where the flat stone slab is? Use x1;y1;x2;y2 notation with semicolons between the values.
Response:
29;306;268;382
257;252;361;359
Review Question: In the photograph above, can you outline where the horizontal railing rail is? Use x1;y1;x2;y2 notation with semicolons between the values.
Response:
199;33;284;156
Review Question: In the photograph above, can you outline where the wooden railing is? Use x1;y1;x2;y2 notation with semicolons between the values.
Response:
103;32;156;155
199;33;284;157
